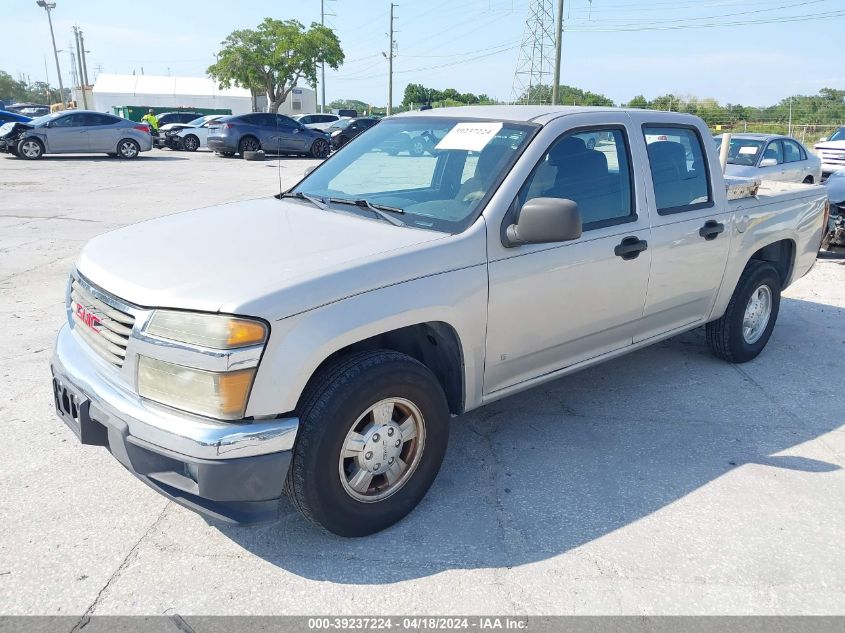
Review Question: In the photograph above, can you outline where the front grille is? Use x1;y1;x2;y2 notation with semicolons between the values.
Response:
69;278;135;367
818;149;845;164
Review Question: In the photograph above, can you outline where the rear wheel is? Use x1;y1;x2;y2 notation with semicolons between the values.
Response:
802;175;814;184
706;261;781;363
181;135;200;152
285;350;450;536
117;138;140;159
17;138;43;160
238;136;260;157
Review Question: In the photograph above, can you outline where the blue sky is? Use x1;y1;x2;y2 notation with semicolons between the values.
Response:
4;0;844;107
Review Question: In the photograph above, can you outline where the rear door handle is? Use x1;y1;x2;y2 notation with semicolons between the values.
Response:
699;220;725;240
614;236;648;260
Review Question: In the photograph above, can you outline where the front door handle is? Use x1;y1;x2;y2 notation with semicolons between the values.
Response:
614;236;648;260
699;220;725;240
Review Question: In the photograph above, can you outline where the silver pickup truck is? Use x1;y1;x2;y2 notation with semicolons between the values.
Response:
51;106;829;536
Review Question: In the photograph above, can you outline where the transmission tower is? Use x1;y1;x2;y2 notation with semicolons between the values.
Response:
511;0;556;104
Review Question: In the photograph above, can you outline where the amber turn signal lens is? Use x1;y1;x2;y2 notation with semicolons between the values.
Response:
227;319;268;347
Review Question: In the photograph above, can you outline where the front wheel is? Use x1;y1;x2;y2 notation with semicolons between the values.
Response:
310;138;330;159
17;138;43;160
285;350;450;536
117;138;140;159
706;261;781;363
181;135;200;152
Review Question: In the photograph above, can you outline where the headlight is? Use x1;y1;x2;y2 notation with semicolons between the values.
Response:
137;356;255;420
145;311;267;349
331;130;341;136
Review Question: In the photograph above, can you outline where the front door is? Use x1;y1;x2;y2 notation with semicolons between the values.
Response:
634;122;732;342
484;125;652;395
45;113;88;153
276;115;308;152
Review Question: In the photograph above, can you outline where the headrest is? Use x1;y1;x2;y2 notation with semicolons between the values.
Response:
548;136;587;166
647;141;687;169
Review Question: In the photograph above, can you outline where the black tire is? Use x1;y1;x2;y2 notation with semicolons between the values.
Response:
117;138;140;159
310;138;330;159
181;135;200;152
242;150;265;161
17;137;43;160
706;261;781;363
238;135;260;157
336;135;349;150
285;350;450;537
802;175;814;184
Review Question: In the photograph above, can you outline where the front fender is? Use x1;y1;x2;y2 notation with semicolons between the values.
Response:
246;264;489;417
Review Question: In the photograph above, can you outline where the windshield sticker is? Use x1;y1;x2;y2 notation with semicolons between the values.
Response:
435;122;504;152
738;146;759;155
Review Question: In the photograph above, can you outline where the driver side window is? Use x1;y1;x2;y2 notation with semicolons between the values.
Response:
51;114;80;128
519;128;635;230
762;141;783;165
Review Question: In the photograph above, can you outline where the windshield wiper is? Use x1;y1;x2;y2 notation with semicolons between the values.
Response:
280;191;327;210
328;197;406;227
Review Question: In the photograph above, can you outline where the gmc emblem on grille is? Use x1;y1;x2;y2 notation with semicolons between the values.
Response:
75;303;102;332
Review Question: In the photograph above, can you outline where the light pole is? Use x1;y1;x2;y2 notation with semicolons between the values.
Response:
36;0;66;106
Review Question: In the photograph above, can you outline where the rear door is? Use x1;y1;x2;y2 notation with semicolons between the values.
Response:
44;113;89;153
633;120;732;342
83;113;122;152
782;138;811;182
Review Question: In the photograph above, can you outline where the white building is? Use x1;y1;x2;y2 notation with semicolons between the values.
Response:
90;74;317;116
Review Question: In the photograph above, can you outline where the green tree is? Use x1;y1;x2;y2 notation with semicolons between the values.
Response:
402;83;430;108
626;95;648;108
328;98;369;113
208;18;344;113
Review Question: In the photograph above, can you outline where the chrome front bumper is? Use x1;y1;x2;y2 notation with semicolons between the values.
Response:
51;324;300;524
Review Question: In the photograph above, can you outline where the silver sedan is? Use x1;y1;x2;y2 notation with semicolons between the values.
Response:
5;110;152;159
716;133;822;184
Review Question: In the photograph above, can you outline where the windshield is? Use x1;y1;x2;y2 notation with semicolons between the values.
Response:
30;112;62;127
714;137;764;166
829;127;845;142
187;116;210;126
293;117;537;233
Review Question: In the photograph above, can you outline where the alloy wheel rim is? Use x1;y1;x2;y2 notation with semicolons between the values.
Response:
22;141;40;158
185;137;198;150
120;142;137;157
338;397;426;503
742;284;772;344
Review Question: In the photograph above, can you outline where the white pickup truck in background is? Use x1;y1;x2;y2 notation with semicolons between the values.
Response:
51;106;828;537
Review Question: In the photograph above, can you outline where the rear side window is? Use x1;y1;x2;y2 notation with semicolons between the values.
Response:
783;139;804;163
643;125;712;214
519;128;635;230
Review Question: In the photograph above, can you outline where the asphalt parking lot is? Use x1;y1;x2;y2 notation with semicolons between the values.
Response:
1;148;844;616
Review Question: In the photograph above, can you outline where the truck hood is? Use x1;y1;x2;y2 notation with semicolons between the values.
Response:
76;197;477;319
815;140;845;150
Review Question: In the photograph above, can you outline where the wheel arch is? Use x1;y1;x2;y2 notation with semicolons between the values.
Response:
300;321;466;416
749;238;795;288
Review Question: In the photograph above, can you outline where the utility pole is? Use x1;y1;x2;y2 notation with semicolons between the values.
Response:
387;3;396;116
788;96;793;136
79;28;90;86
551;0;563;105
73;26;88;108
36;1;66;106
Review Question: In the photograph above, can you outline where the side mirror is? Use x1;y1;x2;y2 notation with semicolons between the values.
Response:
759;158;778;168
504;198;582;247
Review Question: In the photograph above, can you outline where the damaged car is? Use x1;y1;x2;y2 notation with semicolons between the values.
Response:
0;110;152;160
821;169;845;251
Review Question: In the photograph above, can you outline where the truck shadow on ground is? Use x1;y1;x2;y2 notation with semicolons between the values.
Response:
219;296;843;583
